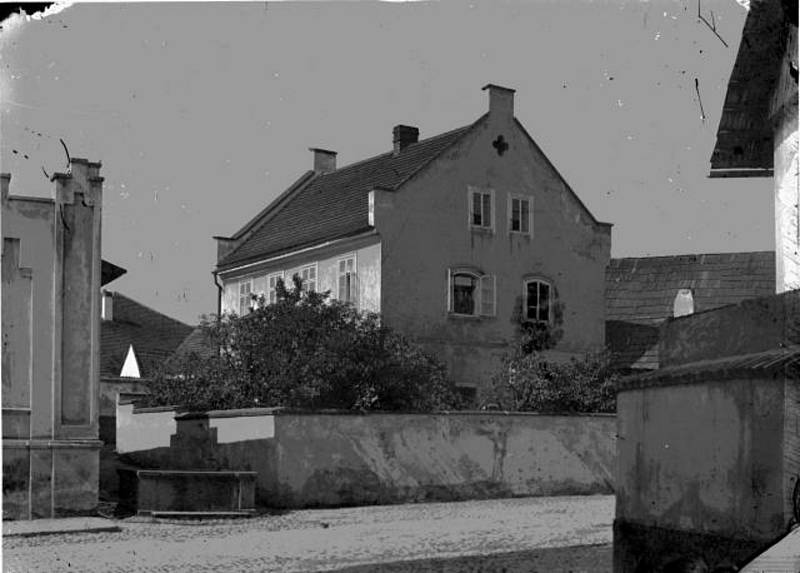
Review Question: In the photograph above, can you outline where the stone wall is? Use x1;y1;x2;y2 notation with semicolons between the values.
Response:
117;402;616;509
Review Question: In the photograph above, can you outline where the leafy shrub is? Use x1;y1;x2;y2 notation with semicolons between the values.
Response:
145;277;461;412
488;348;618;413
488;314;618;413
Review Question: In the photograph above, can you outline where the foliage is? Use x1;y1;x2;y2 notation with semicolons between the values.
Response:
489;308;618;413
488;348;618;413
145;276;461;412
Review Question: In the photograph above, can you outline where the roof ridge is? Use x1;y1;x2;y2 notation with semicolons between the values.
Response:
217;170;318;266
313;121;477;181
108;291;193;330
610;250;774;262
513;117;612;228
390;114;487;191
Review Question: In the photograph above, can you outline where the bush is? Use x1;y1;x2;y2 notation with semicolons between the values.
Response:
145;277;462;412
487;317;618;413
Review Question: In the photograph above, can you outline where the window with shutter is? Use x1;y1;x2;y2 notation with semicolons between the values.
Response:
238;279;253;315
267;272;284;305
447;268;496;318
338;255;357;304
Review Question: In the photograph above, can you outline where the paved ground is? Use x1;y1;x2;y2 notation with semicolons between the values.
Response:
2;495;614;572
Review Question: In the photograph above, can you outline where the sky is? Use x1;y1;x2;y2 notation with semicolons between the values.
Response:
0;0;773;325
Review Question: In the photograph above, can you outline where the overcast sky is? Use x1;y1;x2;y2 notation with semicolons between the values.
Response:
1;0;772;325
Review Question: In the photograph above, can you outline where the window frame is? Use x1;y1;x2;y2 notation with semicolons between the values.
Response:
522;278;552;324
337;253;358;305
467;186;495;232
294;263;318;293
238;277;254;315
447;267;496;318
266;271;285;305
508;193;533;236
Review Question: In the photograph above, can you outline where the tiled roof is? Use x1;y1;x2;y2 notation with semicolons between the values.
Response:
618;345;800;391
169;326;217;362
709;0;788;176
101;292;194;379
217;120;483;269
606;251;775;370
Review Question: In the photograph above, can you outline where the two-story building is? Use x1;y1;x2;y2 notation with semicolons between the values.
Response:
214;85;612;399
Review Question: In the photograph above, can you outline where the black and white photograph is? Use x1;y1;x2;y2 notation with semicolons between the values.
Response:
1;0;798;571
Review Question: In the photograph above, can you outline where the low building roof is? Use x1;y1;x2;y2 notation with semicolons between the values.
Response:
606;251;775;370
101;292;194;379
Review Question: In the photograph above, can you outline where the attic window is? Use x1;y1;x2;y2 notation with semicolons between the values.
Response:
468;186;494;231
673;289;694;317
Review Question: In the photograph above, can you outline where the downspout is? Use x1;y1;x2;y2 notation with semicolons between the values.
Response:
213;270;223;320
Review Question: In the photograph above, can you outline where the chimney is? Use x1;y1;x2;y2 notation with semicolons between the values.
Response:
102;290;113;321
393;125;419;154
482;84;516;120
309;148;337;174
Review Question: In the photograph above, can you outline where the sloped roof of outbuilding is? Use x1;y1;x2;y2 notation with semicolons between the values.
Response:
606;251;775;370
101;292;194;379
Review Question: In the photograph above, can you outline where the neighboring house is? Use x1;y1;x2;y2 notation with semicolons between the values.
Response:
710;0;798;293
2;159;116;519
606;251;775;372
99;290;194;442
214;84;612;398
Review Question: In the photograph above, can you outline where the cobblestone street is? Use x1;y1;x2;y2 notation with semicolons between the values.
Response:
3;495;614;572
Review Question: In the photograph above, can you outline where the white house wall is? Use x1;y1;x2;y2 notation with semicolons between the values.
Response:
220;241;381;315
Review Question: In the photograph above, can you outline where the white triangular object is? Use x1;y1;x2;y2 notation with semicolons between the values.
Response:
120;344;141;378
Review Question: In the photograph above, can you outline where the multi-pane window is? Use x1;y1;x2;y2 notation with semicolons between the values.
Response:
524;279;551;322
509;195;532;235
468;186;494;230
447;269;496;317
296;264;317;292
338;256;357;304
238;279;253;315
267;272;284;305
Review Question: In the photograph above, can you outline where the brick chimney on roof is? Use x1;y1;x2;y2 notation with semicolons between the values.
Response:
393;125;419;154
482;83;515;120
309;148;337;174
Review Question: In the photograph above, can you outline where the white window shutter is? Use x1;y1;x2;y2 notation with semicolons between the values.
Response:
529;195;534;237
446;268;453;312
480;274;496;317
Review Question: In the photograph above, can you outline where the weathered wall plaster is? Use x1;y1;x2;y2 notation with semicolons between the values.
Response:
220;238;381;314
116;404;616;509
2;161;105;519
375;99;611;395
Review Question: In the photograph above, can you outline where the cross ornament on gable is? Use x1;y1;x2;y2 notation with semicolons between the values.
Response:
492;135;508;156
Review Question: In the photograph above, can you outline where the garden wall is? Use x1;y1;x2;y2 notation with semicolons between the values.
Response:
117;400;615;508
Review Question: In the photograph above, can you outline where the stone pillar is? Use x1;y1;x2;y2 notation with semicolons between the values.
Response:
2;159;105;519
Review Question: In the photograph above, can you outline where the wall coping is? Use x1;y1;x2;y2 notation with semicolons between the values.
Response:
129;405;616;419
617;346;799;393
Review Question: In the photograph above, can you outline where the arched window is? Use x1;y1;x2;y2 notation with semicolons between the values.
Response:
523;279;552;323
673;288;694;317
447;268;496;317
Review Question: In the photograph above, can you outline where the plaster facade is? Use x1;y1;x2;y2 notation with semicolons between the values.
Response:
116;401;616;509
216;86;611;398
220;237;381;316
2;160;105;519
613;292;799;572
